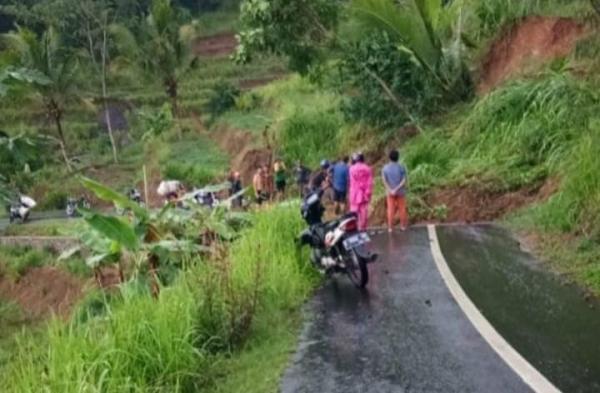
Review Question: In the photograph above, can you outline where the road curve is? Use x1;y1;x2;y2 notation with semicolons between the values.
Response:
281;227;532;393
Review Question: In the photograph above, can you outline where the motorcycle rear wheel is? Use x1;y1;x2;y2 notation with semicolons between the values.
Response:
347;250;369;288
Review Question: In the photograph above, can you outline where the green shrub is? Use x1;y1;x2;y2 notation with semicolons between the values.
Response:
340;32;441;128
39;190;69;210
235;91;263;112
204;81;240;120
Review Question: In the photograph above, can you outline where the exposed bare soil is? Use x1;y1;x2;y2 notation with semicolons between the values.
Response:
193;32;237;57
239;74;287;90
212;125;272;185
0;267;84;319
372;178;559;225
479;16;588;93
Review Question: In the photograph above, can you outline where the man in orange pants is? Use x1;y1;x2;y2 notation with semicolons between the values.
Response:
382;149;408;233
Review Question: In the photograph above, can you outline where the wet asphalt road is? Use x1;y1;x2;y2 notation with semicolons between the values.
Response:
439;225;600;393
282;227;531;393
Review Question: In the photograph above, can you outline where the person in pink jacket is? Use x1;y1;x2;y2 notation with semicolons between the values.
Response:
349;153;374;230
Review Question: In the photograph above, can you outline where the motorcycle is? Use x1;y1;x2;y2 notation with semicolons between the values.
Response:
298;190;377;288
9;195;37;224
117;188;145;215
66;197;90;217
127;188;145;207
193;189;218;209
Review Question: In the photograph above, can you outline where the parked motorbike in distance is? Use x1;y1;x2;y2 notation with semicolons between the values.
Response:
66;197;90;217
298;190;377;289
117;188;145;215
8;195;37;224
127;188;145;207
193;189;218;209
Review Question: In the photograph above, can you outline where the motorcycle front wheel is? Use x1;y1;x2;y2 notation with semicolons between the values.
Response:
347;250;369;288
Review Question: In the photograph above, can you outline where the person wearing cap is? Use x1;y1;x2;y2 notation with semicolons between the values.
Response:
349;153;373;231
382;149;409;232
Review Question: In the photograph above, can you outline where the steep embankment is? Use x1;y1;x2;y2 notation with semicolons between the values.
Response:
374;16;591;226
478;16;588;93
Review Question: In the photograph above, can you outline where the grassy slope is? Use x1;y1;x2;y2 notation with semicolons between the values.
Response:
0;205;318;392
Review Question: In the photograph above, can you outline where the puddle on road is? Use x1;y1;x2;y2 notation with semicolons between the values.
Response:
437;224;600;393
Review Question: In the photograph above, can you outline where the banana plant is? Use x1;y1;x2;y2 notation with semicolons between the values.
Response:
76;177;249;296
0;66;51;97
79;177;186;295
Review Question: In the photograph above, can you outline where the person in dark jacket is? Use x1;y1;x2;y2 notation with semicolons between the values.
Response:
294;160;311;197
228;171;243;208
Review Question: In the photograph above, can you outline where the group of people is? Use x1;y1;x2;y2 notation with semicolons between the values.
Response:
251;159;289;205
249;149;409;233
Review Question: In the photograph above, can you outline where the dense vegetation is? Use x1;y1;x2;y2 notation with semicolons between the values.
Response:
1;0;600;391
1;205;317;392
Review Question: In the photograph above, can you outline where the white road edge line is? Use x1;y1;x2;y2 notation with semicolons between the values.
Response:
427;224;561;393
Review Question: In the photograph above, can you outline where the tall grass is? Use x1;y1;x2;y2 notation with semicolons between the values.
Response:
459;75;596;188
402;74;598;193
159;136;229;186
278;110;343;166
1;205;316;392
471;0;592;41
528;126;600;235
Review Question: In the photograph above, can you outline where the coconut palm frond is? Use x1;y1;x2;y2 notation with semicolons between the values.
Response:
351;0;442;69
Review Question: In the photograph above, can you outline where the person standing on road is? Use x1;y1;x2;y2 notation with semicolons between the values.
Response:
332;156;349;215
349;153;373;231
382;149;409;233
273;159;287;200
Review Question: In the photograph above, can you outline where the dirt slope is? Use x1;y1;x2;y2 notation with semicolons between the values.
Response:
372;178;559;225
479;16;588;93
0;267;84;319
212;126;272;186
193;32;237;57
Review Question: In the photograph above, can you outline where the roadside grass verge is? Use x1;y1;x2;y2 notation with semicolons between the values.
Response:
1;205;317;392
3;218;84;237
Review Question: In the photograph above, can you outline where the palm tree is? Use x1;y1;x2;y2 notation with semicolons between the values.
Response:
351;0;471;98
111;0;198;120
3;27;78;171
